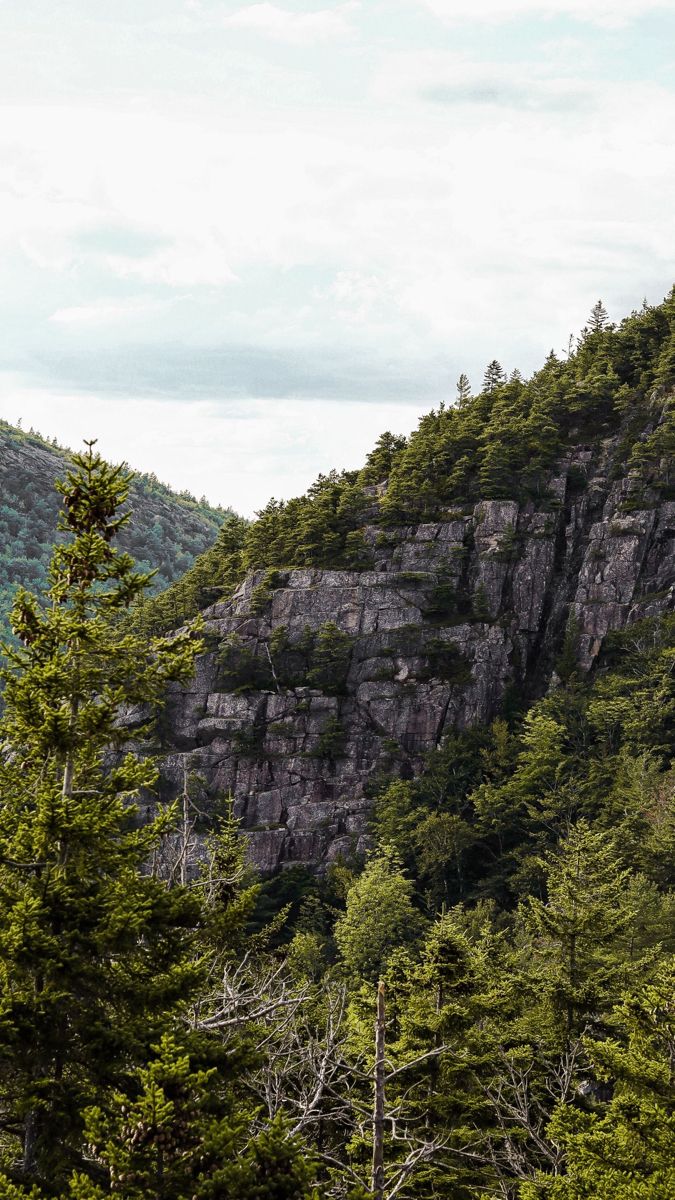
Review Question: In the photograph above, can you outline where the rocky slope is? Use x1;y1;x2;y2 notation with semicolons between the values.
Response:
154;434;675;872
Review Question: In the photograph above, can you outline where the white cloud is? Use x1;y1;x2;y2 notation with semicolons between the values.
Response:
222;2;356;44
422;0;672;28
0;7;674;514
49;298;174;326
106;240;237;288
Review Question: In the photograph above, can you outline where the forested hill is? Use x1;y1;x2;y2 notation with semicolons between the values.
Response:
141;291;675;634
0;300;672;1200
143;290;675;883
0;420;234;644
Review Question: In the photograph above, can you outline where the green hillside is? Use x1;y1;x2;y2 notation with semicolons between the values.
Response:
0;420;235;644
0;295;672;1198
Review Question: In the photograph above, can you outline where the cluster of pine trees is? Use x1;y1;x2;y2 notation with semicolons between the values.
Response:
0;447;317;1199
139;291;674;635
0;430;672;1200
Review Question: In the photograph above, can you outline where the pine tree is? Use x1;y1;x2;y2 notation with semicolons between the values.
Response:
521;822;650;1038
482;360;506;393
334;850;425;982
73;1034;318;1200
587;300;609;333
456;374;472;405
0;445;202;1189
521;960;675;1200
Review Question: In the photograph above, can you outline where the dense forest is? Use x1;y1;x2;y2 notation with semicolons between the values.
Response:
0;292;672;1199
0;420;234;643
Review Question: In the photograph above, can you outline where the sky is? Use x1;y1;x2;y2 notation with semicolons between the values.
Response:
0;1;673;516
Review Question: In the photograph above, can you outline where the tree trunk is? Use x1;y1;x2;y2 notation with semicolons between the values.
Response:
371;979;386;1200
23;1108;39;1177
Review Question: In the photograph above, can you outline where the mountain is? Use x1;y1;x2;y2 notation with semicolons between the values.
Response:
137;291;675;881
0;420;235;644
1;297;673;1200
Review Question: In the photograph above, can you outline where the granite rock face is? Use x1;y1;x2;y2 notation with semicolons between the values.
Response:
156;440;675;872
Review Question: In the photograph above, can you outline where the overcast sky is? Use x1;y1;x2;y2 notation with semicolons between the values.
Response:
0;1;673;515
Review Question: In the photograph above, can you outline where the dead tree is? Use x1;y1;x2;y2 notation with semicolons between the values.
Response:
372;980;386;1200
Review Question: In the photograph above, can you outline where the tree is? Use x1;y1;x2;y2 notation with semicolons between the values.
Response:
521;960;675;1200
587;300;609;333
358;432;407;485
75;1034;318;1200
456;374;472;405
334;851;425;982
482;360;506;393
0;445;202;1189
521;822;650;1039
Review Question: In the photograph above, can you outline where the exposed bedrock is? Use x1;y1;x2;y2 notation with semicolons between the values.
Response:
155;441;675;872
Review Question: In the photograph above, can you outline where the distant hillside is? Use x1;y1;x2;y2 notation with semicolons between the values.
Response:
0;421;234;644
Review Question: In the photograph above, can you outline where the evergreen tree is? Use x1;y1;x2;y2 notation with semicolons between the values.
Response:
482;360;507;393
75;1034;318;1200
521;960;675;1200
587;300;609;333
521;822;651;1038
335;850;425;982
0;445;202;1189
456;374;472;405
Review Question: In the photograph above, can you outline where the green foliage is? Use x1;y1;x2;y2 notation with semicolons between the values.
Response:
250;568;284;615
471;583;492;622
380;290;674;522
242;471;372;574
132;292;675;645
0;420;232;644
422;637;472;684
217;620;355;696
135;512;249;634
368;613;675;912
0;448;318;1199
79;1034;317;1200
218;632;273;692
305;622;354;694
335;850;425;981
357;431;407;486
0;445;203;1189
520;822;655;1036
1;294;674;1200
312;715;346;761
521;961;675;1200
556;611;580;683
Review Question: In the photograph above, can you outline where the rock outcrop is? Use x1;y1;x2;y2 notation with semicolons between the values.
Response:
156;438;675;872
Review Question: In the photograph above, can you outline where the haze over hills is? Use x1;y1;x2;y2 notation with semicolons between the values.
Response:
0;419;235;645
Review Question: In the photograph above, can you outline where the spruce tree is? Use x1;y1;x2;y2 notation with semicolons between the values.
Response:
0;445;202;1189
456;374;472;405
334;850;425;982
482;360;506;393
521;960;675;1200
587;300;609;333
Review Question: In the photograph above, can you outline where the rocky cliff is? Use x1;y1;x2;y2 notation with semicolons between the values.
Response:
152;433;674;873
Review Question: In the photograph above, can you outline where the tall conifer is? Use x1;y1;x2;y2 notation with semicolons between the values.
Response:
0;445;201;1188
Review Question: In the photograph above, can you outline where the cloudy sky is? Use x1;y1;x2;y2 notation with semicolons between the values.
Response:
0;1;673;515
